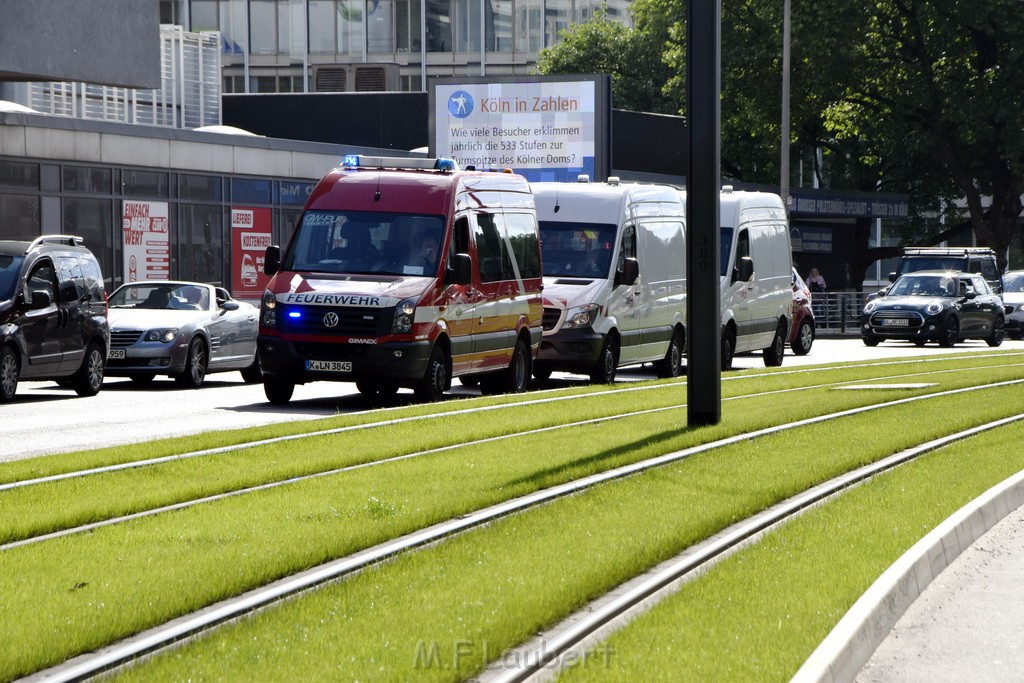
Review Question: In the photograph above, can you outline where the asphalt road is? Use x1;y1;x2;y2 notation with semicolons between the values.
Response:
3;335;1022;463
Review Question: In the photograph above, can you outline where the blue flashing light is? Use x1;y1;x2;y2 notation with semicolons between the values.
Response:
288;311;302;319
342;154;361;168
434;158;457;172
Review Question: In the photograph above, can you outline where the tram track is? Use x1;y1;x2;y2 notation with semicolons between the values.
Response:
19;375;1024;682
1;360;1016;550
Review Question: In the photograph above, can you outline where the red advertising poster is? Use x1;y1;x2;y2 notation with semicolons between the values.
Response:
122;201;170;283
231;207;272;299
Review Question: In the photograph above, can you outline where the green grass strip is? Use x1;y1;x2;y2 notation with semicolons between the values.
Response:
84;387;1024;682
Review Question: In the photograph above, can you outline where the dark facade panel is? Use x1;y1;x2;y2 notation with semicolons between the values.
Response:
0;0;160;88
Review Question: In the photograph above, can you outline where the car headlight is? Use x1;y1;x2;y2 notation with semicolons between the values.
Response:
562;304;599;330
392;297;417;334
926;302;943;315
261;289;277;327
144;328;178;343
863;301;878;314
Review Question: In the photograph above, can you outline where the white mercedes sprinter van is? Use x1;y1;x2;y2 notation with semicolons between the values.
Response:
718;187;793;369
531;178;686;383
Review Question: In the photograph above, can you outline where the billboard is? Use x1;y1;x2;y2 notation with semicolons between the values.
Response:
231;207;272;298
122;200;170;283
430;74;611;182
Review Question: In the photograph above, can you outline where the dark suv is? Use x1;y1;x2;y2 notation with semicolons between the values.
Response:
890;247;1002;295
0;235;109;401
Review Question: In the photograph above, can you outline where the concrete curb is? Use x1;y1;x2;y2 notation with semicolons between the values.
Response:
791;468;1024;682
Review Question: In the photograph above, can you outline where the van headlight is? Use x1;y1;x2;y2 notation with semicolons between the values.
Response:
393;298;416;334
562;304;599;330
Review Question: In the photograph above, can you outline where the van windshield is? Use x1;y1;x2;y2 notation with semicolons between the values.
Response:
285;210;445;276
719;227;734;277
539;221;617;277
0;254;24;301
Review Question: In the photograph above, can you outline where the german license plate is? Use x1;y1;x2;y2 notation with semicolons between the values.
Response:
882;318;909;327
307;359;352;372
108;348;126;359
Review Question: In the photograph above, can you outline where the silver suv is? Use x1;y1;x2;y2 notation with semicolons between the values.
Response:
0;235;109;401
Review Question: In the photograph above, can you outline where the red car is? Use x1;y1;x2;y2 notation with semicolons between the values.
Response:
788;268;815;355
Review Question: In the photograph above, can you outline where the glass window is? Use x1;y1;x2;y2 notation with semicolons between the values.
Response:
369;0;396;53
232;178;272;204
180;175;223;201
426;0;452;52
0;194;40;239
63;198;114;288
252;75;279;92
190;0;220;31
0;161;39;190
27;260;56;302
250;0;279;54
277;207;304;247
279;181;314;206
504;212;540;279
57;256;85;302
309;0;337;53
489;0;511;51
514;0;542;52
454;0;481;52
179;205;225;285
544;0;571;48
0;253;24;301
539;220;616;277
62;166;112;194
338;0;363;54
123;170;169;198
396;0;421;52
473;212;513;282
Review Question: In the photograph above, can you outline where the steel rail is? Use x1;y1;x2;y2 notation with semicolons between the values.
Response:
24;377;1024;682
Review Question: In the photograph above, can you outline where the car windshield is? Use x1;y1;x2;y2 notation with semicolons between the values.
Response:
0;254;24;301
284;210;445;276
889;274;957;297
539;221;617;277
110;283;209;310
1003;273;1024;293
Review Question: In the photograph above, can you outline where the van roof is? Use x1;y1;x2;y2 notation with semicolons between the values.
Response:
531;181;682;222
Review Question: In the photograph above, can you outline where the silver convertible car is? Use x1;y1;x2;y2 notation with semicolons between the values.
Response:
106;281;261;387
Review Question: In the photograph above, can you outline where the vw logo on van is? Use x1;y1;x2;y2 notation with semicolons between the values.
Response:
323;312;339;328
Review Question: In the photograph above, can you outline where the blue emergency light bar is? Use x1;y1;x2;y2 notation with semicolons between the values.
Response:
340;155;459;173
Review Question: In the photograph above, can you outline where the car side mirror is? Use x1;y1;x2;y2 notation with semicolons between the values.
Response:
448;253;472;285
221;300;240;311
264;245;281;276
877;288;888;298
29;289;51;309
964;291;977;300
734;256;754;284
615;257;639;287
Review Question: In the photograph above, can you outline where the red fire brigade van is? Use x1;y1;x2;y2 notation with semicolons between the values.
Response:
257;155;544;403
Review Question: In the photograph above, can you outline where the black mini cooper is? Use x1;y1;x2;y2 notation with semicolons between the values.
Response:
861;270;1005;347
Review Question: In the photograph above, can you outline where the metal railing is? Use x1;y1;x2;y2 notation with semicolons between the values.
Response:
811;291;870;334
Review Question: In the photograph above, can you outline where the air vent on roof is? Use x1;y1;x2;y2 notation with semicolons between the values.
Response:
312;64;401;92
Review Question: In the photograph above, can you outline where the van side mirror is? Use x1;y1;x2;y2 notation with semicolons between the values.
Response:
264;245;281;276
448;253;472;285
29;290;52;309
734;256;754;283
616;257;639;287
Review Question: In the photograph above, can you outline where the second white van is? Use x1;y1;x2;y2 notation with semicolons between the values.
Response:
531;179;687;383
717;187;793;369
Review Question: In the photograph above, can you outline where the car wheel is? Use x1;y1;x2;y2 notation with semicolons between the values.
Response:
175;338;208;388
240;357;263;383
655;329;684;378
721;327;736;370
263;377;295;404
414;344;449;402
0;346;20;402
72;342;106;396
987;316;1005;347
763;319;786;367
938;316;959;348
862;336;881;347
589;335;618;384
481;339;530;395
791;318;814;356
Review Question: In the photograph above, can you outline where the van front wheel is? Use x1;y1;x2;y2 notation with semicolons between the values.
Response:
654;330;684;378
763;319;786;367
590;336;619;384
414;345;449;402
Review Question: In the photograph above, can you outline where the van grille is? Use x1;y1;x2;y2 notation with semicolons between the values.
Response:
542;307;562;331
279;305;392;336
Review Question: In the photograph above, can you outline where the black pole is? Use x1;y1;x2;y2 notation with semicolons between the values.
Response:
686;0;722;426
